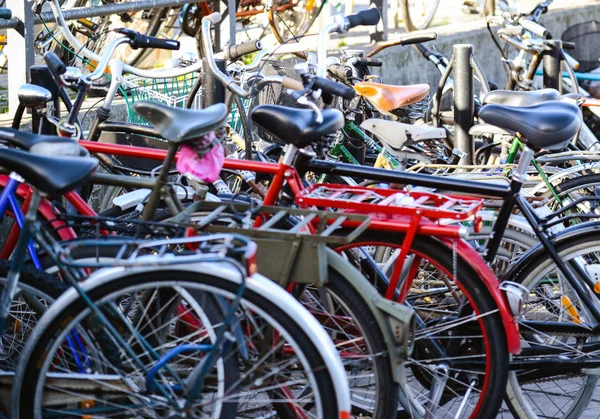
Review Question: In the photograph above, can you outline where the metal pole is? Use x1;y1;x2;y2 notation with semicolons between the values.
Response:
201;58;226;107
543;40;563;93
228;0;236;46
369;0;387;42
7;0;34;116
453;44;475;165
36;0;201;25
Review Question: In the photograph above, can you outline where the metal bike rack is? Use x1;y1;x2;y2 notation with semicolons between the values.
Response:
542;40;563;92
453;44;475;165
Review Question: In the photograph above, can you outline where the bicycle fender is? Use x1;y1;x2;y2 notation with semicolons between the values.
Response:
503;222;600;287
439;237;521;355
0;175;77;241
325;248;413;383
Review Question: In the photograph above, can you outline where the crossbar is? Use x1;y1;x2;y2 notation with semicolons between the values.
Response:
0;0;202;29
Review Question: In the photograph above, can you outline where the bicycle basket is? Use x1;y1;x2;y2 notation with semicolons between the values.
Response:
562;21;600;73
121;73;201;124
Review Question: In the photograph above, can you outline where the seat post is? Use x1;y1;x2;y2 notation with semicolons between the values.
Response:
142;144;178;221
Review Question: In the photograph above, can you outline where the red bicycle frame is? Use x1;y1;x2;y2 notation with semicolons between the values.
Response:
3;139;521;354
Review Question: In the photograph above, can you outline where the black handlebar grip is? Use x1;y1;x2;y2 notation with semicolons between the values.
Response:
399;32;437;45
346;8;381;30
44;52;67;80
353;57;383;67
413;43;432;58
0;9;12;19
224;40;262;62
327;64;353;80
132;34;180;50
563;41;576;50
313;76;356;100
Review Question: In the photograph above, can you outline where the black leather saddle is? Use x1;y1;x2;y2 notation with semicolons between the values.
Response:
133;101;228;143
0;128;73;150
479;101;582;151
0;128;87;157
251;105;344;148
0;148;97;195
482;89;560;107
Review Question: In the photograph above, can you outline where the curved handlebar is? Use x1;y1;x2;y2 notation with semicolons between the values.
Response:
345;8;381;31
48;0;202;79
367;32;437;58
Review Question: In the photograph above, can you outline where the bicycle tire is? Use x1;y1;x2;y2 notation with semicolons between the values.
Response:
14;269;342;418
503;228;600;418
269;0;325;43
400;0;440;32
335;229;509;418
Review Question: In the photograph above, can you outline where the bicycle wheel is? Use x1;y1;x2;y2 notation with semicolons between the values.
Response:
504;228;600;418
336;230;509;418
300;268;399;418
269;0;325;43
401;0;440;32
0;261;67;372
14;269;341;418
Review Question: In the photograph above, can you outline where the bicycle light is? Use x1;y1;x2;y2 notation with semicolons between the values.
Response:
500;281;529;319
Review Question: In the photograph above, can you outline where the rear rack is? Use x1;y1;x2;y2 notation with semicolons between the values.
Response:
188;201;372;286
295;184;484;221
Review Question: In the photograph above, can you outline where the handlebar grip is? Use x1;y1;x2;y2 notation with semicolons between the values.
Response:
0;9;12;19
205;12;222;25
413;43;432;58
224;40;262;62
498;25;523;37
131;34;180;50
313;76;356;100
563;41;576;50
519;18;548;38
282;77;304;91
346;8;381;30
353;57;383;67
328;63;353;80
398;32;437;45
44;52;67;80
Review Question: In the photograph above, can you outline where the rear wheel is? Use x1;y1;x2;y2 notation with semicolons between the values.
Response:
336;230;509;418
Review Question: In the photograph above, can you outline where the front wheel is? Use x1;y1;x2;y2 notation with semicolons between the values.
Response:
400;0;440;31
13;270;342;418
504;229;600;418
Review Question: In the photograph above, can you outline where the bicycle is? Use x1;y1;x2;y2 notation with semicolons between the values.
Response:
0;118;352;419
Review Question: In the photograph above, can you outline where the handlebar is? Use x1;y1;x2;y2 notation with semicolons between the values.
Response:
366;32;437;58
44;52;67;81
519;18;548;38
0;9;11;20
318;8;381;77
345;8;381;31
224;40;262;62
114;28;180;51
47;0;202;80
352;57;383;67
328;63;353;81
313;76;356;100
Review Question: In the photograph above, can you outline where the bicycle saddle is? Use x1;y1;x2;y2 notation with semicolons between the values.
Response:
251;105;344;147
0;148;97;195
0;128;88;157
479;101;582;151
482;89;560;107
133;101;228;143
353;82;430;113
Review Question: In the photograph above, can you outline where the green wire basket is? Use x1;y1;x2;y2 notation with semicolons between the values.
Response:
121;73;201;124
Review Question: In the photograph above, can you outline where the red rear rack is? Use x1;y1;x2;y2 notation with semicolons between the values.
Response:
295;184;484;221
